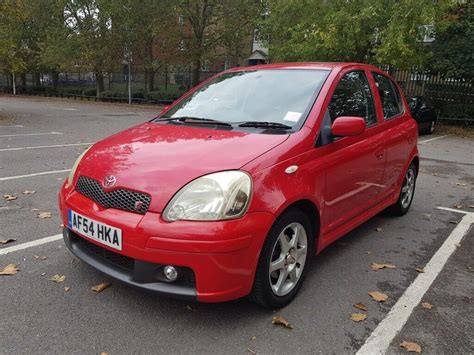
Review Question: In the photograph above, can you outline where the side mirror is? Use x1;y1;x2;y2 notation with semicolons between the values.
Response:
331;116;366;137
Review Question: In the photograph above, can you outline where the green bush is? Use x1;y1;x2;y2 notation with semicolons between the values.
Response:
144;91;161;101
82;88;97;96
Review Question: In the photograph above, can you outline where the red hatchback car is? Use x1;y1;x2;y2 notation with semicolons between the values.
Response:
59;62;418;308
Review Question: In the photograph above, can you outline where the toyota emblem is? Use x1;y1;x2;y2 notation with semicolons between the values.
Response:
102;175;117;188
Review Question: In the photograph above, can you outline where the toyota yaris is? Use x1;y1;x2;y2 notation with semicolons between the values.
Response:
59;62;418;308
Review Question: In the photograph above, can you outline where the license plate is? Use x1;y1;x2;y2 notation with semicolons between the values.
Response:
68;209;122;251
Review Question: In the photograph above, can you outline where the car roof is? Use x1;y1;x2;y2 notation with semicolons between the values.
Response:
228;62;381;73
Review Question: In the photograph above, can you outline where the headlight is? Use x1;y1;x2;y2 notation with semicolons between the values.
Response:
67;147;91;187
163;171;252;222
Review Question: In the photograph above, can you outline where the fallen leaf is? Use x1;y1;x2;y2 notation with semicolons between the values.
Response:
247;348;256;355
250;336;256;340
369;291;388;302
366;251;371;255
421;213;431;220
64;286;70;292
421;302;433;309
3;194;17;201
33;255;47;260
449;220;458;224
0;238;16;245
41;272;46;276
375;227;383;232
272;315;293;329
416;267;425;273
92;282;111;292
0;263;19;275
22;190;36;195
350;313;368;322
37;212;51;219
453;204;462;209
468;205;474;209
400;340;422;353
185;305;194;311
354;302;368;311
432;173;438;176
455;182;467;186
50;274;66;283
371;262;396;271
100;353;109;355
31;208;39;212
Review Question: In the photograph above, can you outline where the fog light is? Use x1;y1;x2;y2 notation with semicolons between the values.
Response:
163;265;178;282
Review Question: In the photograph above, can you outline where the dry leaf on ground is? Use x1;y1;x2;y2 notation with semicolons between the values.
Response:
350;313;368;322
354;302;368;311
64;286;70;292
3;194;17;201
468;205;474;209
22;190;36;195
100;352;109;355
50;274;66;283
453;204;462;209
247;348;256;355
37;212;52;219
91;282;111;293
455;182;467;186
449;220;458;224
0;238;16;245
400;340;422;353
371;262;396;271
0;263;19;275
33;255;48;260
272;315;293;329
375;227;383;232
416;267;425;273
369;291;388;302
421;302;433;309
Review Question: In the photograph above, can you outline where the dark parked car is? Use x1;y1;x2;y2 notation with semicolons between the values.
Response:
409;96;438;134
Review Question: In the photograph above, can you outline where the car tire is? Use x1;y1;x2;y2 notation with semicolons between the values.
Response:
421;120;435;135
389;162;417;216
251;208;313;309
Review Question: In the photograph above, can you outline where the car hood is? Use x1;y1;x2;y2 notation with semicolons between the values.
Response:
75;122;289;212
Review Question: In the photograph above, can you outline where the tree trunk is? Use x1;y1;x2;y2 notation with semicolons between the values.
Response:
12;71;16;95
192;58;201;87
96;71;105;96
149;70;155;92
52;71;59;92
34;72;41;86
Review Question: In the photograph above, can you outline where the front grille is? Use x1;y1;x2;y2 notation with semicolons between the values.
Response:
75;234;135;270
76;176;151;214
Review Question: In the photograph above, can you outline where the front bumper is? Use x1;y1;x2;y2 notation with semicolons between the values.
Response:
59;182;275;302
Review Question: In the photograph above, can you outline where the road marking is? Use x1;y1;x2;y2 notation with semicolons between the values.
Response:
51;107;78;111
418;135;448;144
0;142;92;152
0;169;70;182
357;208;474;355
0;132;62;138
436;206;472;215
0;234;62;256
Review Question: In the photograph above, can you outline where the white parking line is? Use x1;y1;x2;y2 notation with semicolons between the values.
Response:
0;169;70;182
0;142;92;152
51;107;78;111
0;132;62;138
357;207;474;354
418;135;448;144
0;234;62;256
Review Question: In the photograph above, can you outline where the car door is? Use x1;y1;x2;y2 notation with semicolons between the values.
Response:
320;70;386;236
371;72;415;199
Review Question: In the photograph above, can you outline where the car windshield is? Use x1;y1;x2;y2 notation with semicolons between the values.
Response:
160;69;330;128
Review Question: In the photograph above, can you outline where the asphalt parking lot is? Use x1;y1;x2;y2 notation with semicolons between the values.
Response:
1;95;473;354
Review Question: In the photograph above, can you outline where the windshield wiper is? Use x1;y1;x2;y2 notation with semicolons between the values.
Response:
237;121;292;130
156;116;233;127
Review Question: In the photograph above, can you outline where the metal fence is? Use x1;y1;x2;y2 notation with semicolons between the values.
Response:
1;65;473;123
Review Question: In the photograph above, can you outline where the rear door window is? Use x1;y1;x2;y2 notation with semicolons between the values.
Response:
373;73;403;119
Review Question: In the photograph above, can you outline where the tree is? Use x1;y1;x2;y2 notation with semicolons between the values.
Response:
0;0;32;94
177;0;262;86
260;0;441;68
429;3;473;82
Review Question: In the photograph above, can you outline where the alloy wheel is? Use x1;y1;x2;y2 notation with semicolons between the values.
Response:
401;168;416;209
268;222;308;296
